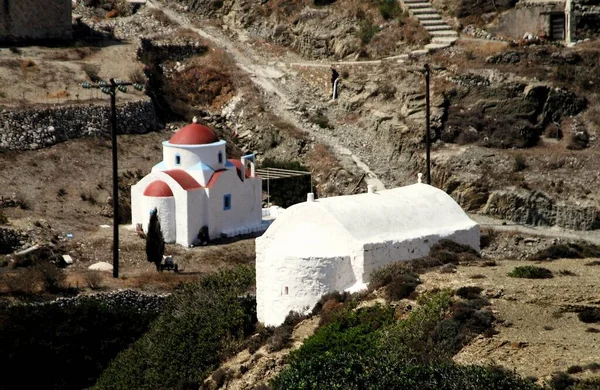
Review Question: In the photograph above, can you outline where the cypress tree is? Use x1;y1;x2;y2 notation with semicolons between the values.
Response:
146;208;165;271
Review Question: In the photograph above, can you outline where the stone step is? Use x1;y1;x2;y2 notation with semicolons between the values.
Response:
424;42;452;52
424;24;453;31
429;30;458;37
409;49;430;57
415;14;443;20
405;2;432;8
403;0;427;3
420;19;447;26
431;36;458;44
411;8;439;15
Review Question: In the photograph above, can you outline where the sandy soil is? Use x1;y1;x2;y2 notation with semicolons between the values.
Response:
422;259;600;380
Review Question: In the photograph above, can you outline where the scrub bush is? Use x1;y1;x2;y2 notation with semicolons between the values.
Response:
508;265;553;279
273;291;537;390
0;297;159;390
94;266;256;390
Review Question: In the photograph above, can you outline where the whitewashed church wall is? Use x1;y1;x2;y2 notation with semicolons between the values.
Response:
186;190;209;246
256;252;355;326
162;141;226;171
142;196;176;243
361;226;480;281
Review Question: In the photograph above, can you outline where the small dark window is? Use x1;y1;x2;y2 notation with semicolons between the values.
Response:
175;154;181;165
218;151;223;164
223;194;231;210
284;287;289;295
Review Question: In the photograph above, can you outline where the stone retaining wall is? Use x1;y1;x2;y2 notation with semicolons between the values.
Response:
0;99;159;150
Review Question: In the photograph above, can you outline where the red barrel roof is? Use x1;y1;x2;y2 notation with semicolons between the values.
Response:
143;180;173;197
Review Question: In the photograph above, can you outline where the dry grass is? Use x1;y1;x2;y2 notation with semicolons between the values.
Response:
47;90;71;100
148;8;175;26
165;49;238;111
307;143;340;181
273;120;307;140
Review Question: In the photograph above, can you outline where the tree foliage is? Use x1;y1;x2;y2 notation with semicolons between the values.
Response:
146;207;165;270
94;266;256;390
0;298;160;390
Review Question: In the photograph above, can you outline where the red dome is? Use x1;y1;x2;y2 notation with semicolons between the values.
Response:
144;181;173;197
169;123;218;145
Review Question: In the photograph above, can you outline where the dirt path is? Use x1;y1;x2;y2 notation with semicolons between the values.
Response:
471;214;600;245
146;0;386;190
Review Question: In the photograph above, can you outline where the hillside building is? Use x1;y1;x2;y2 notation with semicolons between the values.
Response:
131;119;263;247
256;179;480;326
491;0;600;43
0;0;72;43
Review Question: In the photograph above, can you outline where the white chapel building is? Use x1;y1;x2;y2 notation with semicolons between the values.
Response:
131;119;263;247
256;180;480;326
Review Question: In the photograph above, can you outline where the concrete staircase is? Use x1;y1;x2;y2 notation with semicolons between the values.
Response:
401;0;458;53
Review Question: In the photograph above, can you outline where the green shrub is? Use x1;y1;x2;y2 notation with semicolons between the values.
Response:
146;208;165;271
369;262;421;300
357;19;381;45
94;266;256;390
273;290;534;390
379;0;401;20
0;297;160;390
35;262;67;293
309;112;332;129
570;377;600;390
382;290;454;364
456;286;483;300
508;266;553;279
547;372;576;390
513;153;527;172
267;324;293;352
567;365;584;374
530;242;600;260
577;308;600;324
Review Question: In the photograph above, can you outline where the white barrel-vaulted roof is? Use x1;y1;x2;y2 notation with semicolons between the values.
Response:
258;183;480;257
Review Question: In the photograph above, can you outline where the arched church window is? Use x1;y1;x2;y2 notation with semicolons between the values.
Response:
218;151;223;164
175;154;181;165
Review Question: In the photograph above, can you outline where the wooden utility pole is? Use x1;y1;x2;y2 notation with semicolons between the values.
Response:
81;78;144;278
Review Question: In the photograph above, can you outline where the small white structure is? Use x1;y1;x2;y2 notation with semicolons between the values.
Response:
131;118;262;247
256;179;480;326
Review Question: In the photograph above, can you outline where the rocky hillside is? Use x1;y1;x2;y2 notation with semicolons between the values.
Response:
161;0;431;59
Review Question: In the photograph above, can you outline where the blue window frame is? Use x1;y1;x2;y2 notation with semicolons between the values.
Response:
175;154;181;165
218;151;223;164
223;194;231;210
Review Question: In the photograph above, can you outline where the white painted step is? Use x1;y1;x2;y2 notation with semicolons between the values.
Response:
415;14;443;20
424;42;452;52
430;30;458;37
420;19;447;26
431;36;458;44
410;49;429;57
406;2;432;8
424;24;454;31
411;8;439;15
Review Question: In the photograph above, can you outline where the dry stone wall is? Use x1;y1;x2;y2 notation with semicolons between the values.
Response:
0;99;159;150
0;0;72;43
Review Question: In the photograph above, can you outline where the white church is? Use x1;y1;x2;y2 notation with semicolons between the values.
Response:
131;118;263;247
256;178;480;326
